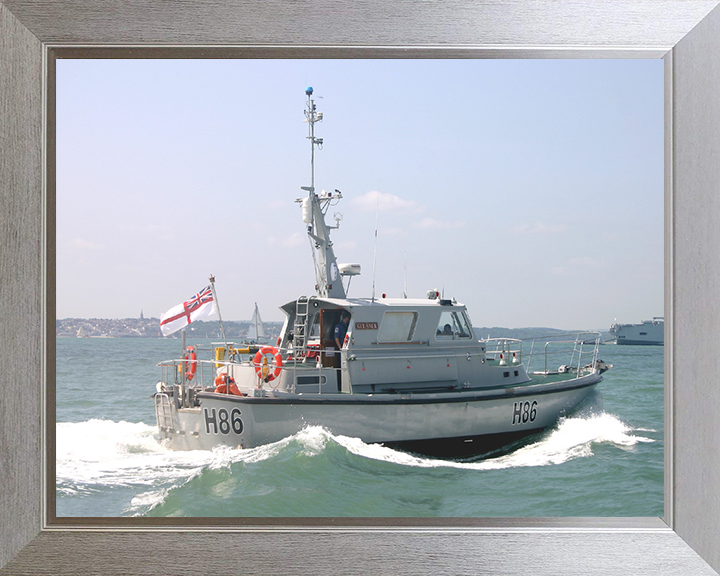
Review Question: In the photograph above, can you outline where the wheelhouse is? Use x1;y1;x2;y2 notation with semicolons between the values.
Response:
268;295;531;395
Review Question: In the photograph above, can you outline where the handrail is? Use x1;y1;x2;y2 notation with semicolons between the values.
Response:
528;332;601;378
158;334;600;371
158;331;604;394
344;352;483;362
159;332;599;362
370;341;429;345
481;331;602;379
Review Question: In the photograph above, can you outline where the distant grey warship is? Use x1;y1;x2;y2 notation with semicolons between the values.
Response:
153;88;609;457
610;318;664;346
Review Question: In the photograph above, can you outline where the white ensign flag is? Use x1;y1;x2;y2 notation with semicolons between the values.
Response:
160;285;217;336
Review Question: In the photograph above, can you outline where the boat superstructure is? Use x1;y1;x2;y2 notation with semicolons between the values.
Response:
153;88;608;457
609;317;664;346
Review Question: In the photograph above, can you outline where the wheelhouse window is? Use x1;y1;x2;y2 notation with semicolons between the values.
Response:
436;310;473;340
308;313;320;338
377;311;418;342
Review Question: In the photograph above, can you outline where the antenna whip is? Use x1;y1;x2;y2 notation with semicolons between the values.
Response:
371;190;380;302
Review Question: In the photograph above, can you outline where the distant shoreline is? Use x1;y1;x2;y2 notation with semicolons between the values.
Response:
57;317;610;341
56;317;283;339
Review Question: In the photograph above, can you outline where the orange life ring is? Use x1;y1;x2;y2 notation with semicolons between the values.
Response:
183;346;197;381
253;345;283;382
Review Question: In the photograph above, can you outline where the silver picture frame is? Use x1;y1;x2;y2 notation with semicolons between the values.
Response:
2;1;719;573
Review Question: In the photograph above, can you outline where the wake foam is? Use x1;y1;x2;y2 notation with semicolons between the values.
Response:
56;419;285;514
330;412;655;471
57;413;654;513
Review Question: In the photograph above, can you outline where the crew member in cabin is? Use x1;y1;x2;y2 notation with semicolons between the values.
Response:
334;312;351;352
332;312;351;388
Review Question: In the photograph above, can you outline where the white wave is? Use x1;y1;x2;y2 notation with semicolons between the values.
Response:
329;412;655;471
128;488;171;515
56;419;286;513
56;414;655;513
56;419;289;478
58;420;202;487
294;425;332;455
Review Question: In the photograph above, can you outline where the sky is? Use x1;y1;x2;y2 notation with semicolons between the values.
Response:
56;59;664;329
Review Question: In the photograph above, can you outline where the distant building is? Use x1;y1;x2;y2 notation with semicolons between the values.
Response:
140;310;144;320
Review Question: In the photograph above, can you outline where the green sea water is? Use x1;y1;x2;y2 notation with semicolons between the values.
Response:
56;337;663;518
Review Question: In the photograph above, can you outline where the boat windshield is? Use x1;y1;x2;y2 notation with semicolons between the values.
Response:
436;310;473;340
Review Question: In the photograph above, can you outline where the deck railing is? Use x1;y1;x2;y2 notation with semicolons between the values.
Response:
157;344;330;396
157;332;604;402
481;332;602;379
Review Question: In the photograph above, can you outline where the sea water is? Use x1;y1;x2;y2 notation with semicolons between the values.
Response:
56;337;663;517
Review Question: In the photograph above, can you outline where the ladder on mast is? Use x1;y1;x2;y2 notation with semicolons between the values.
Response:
293;296;310;357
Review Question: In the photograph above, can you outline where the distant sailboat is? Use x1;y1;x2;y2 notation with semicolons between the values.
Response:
77;326;87;338
246;302;267;343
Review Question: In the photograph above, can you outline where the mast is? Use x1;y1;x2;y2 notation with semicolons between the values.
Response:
254;303;260;341
208;275;228;350
298;87;346;299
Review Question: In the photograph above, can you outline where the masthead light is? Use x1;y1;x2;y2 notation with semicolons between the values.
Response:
305;86;313;96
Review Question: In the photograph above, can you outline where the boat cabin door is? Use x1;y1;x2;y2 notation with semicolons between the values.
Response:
319;308;342;368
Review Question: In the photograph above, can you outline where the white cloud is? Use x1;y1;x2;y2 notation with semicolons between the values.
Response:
72;238;105;251
413;217;466;230
267;232;305;248
512;222;567;235
351;190;423;213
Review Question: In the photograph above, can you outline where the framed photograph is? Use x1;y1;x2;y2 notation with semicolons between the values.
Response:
2;1;720;574
51;57;666;521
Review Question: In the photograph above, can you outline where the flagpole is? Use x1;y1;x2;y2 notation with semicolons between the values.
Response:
208;275;229;352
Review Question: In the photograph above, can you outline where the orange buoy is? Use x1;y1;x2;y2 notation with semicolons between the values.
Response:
183;346;197;381
214;373;242;395
253;345;283;382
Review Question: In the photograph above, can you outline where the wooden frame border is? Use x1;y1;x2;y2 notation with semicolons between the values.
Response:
2;1;719;573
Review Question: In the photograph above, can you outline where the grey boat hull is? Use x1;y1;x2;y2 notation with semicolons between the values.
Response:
156;372;602;456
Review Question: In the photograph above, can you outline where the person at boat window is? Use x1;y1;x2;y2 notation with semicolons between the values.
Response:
436;311;472;340
334;312;351;350
437;322;451;337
